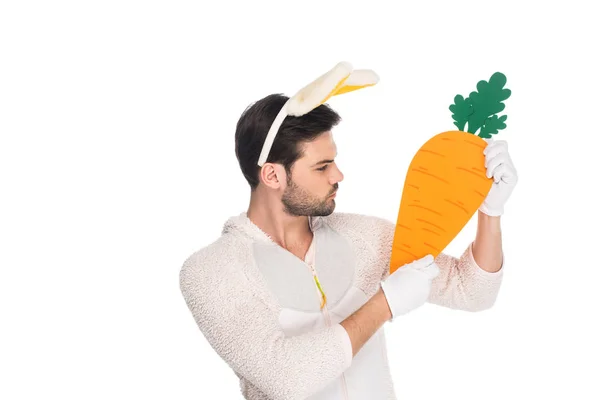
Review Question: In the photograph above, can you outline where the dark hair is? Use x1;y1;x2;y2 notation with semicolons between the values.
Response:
235;93;341;190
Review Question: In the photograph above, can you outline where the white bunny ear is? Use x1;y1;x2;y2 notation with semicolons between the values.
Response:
257;62;379;166
287;61;353;116
330;69;379;96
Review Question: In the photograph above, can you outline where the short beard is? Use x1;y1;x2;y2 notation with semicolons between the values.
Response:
281;174;337;217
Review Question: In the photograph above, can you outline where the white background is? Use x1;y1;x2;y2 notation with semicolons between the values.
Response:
1;1;599;399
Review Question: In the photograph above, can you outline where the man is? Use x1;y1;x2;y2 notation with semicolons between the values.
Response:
179;93;517;400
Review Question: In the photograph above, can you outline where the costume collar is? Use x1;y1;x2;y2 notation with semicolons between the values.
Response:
222;212;323;244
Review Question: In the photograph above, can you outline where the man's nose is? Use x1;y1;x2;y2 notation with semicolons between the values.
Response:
331;164;344;183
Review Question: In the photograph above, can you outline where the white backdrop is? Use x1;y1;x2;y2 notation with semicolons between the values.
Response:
2;1;599;399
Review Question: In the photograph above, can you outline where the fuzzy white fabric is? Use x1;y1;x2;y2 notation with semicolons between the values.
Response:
287;62;353;116
257;98;292;167
179;212;504;399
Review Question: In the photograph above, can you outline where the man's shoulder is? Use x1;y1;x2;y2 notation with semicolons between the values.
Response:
319;212;396;253
178;219;278;311
179;232;247;285
320;211;395;234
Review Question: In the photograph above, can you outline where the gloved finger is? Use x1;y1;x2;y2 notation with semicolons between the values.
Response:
483;138;506;151
420;262;440;279
411;254;434;269
485;152;510;177
483;140;508;159
491;163;515;184
499;163;518;185
412;255;437;273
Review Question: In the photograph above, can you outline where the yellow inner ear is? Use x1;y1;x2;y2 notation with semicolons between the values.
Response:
318;69;379;104
317;74;351;106
332;83;377;96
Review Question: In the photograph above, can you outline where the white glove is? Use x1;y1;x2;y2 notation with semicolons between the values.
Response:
380;255;440;321
479;139;518;217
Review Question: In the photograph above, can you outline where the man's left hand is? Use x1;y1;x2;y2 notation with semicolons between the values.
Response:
479;139;518;217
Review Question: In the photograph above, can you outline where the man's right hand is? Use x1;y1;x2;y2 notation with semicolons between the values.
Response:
380;255;440;321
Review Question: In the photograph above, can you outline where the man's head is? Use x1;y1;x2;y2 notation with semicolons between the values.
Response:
235;93;344;217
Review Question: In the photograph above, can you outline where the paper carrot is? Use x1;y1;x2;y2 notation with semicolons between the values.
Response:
389;72;511;273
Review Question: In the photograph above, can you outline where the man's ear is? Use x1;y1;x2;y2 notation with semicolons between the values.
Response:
259;163;286;189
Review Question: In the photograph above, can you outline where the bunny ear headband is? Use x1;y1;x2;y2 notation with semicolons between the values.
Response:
257;61;380;167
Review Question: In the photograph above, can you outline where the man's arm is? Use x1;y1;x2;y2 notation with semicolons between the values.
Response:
472;211;503;273
472;138;517;273
342;253;439;356
425;137;519;311
181;251;394;400
340;288;391;357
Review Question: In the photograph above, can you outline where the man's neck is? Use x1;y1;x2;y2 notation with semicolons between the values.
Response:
246;191;313;253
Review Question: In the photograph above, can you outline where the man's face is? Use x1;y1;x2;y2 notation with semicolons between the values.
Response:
281;131;344;217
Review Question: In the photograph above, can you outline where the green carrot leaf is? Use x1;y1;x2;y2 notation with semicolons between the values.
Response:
449;94;474;131
466;72;511;134
479;115;507;138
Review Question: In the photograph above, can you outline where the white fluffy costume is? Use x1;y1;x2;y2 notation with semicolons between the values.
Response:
179;212;503;399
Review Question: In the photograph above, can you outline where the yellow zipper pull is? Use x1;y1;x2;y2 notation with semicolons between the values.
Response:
313;275;327;309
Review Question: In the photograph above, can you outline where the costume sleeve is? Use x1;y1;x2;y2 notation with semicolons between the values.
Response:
179;251;353;400
429;242;504;311
378;217;394;282
375;217;504;312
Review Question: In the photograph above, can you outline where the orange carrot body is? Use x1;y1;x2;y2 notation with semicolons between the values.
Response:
390;130;493;273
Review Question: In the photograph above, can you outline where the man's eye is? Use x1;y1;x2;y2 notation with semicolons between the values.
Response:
317;165;328;171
